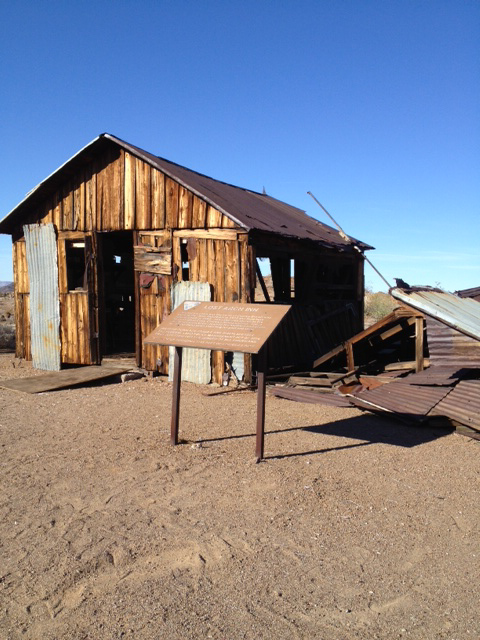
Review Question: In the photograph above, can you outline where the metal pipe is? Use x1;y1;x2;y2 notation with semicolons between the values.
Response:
307;191;392;290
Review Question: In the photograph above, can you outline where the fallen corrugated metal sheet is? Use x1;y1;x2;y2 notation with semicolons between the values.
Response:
168;282;211;384
350;383;450;418
393;365;478;386
425;317;480;367
270;386;354;407
23;223;61;371
391;287;480;341
429;380;480;431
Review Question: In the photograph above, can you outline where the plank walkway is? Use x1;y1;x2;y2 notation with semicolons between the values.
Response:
0;365;134;394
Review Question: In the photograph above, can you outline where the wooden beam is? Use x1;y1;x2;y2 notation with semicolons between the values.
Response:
255;259;271;302
173;229;238;240
415;317;425;373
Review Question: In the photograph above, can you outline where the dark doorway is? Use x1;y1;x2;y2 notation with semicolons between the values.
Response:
99;232;135;355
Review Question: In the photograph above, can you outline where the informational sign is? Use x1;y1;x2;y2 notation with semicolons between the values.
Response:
144;301;291;354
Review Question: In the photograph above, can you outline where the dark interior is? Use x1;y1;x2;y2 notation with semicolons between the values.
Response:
100;232;135;355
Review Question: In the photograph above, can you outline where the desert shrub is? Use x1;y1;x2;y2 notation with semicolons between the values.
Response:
364;290;396;323
0;323;15;350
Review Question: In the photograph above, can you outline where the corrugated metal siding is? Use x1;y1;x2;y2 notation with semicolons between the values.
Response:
429;380;480;430
351;383;450;417
23;224;61;371
426;317;480;367
391;288;480;341
168;281;211;384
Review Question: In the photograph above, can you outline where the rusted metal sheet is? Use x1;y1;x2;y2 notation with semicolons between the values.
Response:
351;383;450;418
391;288;480;341
23;224;61;371
394;365;478;386
167;281;211;384
270;386;354;407
425;317;480;367
429;380;480;430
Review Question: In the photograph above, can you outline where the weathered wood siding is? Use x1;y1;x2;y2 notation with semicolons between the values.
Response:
137;230;253;383
24;146;236;233
13;144;246;376
12;239;31;359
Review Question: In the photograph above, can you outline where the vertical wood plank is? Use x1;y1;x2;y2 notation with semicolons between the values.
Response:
24;295;31;360
135;158;151;229
178;186;193;229
59;294;67;361
85;166;96;231
214;241;225;301
239;236;249;302
165;178;179;228
221;214;236;228
95;155;105;230
192;196;206;228
197;238;208;283
62;182;73;231
112;150;124;231
14;292;24;358
57;239;67;294
224;240;238;302
124;152;136;229
151;168;165;229
73;177;85;231
189;239;199;281
206;205;222;228
172;236;182;282
52;191;62;229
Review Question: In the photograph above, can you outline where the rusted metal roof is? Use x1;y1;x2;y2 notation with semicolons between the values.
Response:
429;380;480;430
0;133;372;251
391;287;480;342
350;382;450;418
425;317;480;367
455;286;480;301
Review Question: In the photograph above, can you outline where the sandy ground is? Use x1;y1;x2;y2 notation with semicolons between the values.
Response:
0;353;479;640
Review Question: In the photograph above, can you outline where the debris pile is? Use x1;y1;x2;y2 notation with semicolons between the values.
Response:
271;287;480;440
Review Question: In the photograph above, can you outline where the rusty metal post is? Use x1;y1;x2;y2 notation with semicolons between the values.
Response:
171;346;183;445
256;346;267;462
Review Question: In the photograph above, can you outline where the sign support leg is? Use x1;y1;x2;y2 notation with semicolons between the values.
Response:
256;346;267;462
171;346;183;445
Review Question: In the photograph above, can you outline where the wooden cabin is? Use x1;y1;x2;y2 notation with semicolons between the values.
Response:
0;133;371;382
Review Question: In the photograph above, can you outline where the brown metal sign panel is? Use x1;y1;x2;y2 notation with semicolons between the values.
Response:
144;302;291;354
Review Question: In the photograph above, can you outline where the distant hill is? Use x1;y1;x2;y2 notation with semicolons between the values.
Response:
0;282;14;293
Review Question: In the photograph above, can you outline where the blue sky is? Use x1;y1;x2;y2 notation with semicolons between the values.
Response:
1;0;478;292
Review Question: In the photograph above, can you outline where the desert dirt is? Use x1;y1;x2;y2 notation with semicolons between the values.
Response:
0;353;479;640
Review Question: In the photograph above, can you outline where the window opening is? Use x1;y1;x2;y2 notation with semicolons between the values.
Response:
65;240;86;291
